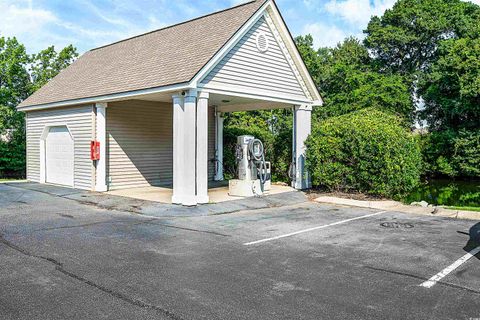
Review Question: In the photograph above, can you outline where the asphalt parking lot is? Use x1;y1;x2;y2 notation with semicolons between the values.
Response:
1;183;479;320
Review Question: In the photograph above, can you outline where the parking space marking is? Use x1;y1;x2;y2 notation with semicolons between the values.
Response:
420;246;480;289
243;211;388;246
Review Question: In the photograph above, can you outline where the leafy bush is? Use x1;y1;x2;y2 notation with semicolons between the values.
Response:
0;131;26;178
223;126;274;180
305;108;422;197
453;130;480;177
420;131;454;177
295;36;413;123
421;129;480;178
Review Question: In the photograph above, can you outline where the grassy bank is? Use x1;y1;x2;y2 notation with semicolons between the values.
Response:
0;178;24;183
444;206;480;212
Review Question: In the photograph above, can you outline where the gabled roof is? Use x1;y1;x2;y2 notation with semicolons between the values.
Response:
19;0;268;108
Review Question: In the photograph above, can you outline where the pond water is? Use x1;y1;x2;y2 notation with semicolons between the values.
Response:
402;180;480;207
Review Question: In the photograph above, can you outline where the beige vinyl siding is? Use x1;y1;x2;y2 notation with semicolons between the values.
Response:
26;105;94;190
107;100;216;190
107;100;173;190
201;16;308;101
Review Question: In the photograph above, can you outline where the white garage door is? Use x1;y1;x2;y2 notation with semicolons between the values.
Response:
45;126;74;187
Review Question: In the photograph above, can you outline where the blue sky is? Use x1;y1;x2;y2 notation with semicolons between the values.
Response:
1;0;479;54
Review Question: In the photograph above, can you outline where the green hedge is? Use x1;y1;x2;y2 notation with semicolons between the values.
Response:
421;129;480;178
222;126;273;180
223;125;292;182
0;136;26;179
222;109;293;182
305;108;422;197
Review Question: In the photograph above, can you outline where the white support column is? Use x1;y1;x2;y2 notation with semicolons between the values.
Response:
293;104;312;190
95;103;108;192
172;94;184;204
196;91;210;204
214;110;224;181
172;90;197;206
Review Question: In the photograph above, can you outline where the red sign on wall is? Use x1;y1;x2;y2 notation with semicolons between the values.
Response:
90;141;100;160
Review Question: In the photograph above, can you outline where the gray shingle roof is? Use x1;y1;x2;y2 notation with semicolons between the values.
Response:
19;0;267;108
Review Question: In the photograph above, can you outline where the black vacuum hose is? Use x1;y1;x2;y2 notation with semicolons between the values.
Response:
248;139;267;184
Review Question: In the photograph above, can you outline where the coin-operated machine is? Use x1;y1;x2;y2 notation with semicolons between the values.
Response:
229;135;271;197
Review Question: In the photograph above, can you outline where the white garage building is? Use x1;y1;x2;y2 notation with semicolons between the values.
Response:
18;0;322;206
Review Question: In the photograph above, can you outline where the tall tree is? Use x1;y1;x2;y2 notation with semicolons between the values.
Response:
419;38;480;132
296;36;413;122
0;37;31;176
0;38;78;177
295;35;326;86
364;0;480;76
0;37;30;135
364;0;480;178
30;45;78;91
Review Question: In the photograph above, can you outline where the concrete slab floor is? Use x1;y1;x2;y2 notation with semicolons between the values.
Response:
106;184;295;204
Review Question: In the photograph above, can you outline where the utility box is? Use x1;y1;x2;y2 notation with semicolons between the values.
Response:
236;135;256;181
229;135;268;197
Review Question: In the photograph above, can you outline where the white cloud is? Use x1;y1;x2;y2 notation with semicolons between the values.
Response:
0;0;167;53
230;0;251;5
147;15;167;30
0;1;57;39
79;0;134;27
324;0;396;26
321;0;479;41
303;0;316;8
325;0;480;27
302;22;354;48
0;0;77;53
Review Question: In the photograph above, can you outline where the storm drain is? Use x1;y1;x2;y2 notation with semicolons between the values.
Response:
380;222;414;229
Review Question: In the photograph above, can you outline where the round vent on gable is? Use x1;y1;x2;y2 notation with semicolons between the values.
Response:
255;32;269;53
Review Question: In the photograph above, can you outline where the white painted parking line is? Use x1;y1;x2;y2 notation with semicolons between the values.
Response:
243;211;388;246
420;246;480;289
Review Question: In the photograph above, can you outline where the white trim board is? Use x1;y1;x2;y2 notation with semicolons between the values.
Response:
216;102;291;113
200;83;313;106
18;82;191;112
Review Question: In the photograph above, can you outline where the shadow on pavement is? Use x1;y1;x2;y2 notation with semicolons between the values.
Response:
463;222;480;259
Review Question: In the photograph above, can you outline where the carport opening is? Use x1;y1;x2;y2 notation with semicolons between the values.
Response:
103;96;300;204
220;108;294;184
104;101;296;204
